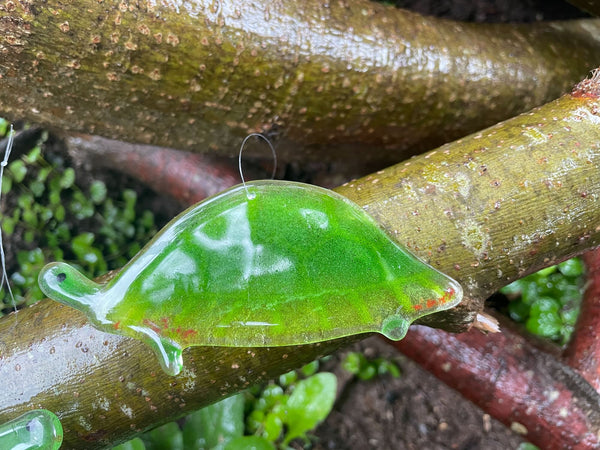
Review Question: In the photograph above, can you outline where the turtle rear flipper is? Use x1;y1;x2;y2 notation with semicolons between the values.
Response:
128;325;184;376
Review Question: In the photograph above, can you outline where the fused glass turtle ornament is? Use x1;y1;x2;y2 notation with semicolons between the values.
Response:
39;181;462;376
0;409;63;450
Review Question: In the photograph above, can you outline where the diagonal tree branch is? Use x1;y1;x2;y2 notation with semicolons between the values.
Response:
390;315;600;450
564;248;600;391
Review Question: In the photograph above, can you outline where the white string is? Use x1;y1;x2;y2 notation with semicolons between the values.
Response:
0;125;16;313
238;133;277;200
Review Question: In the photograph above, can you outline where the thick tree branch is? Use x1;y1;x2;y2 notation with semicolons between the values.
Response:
1;74;600;448
1;1;600;168
568;0;600;16
337;73;600;331
564;248;600;391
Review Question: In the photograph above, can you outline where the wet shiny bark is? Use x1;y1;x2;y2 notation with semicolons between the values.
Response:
1;1;600;168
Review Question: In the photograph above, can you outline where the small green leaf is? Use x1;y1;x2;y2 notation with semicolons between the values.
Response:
17;193;33;210
24;230;35;244
517;443;540;450
72;232;95;250
1;176;12;195
223;436;275;450
301;360;319;377
260;384;284;411
357;364;377;381
246;409;265;434
53;204;65;222
342;352;364;375
1;217;15;235
561;307;580;326
261;412;283;442
140;422;183;450
8;160;27;183
283;373;337;444
39;205;54;223
278;370;298;387
48;188;60;205
112;438;146;450
140;210;155;229
508;300;530;322
558;258;584;278
24;146;42;164
22;208;38;227
37;167;52;183
30;180;46;197
182;393;245;449
10;272;26;286
59;167;75;189
90;180;107;204
526;298;562;338
377;359;401;378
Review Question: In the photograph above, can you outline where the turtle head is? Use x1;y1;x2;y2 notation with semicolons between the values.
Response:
38;262;103;315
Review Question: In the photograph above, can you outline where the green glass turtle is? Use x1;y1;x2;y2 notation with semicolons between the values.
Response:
0;409;63;450
39;181;462;376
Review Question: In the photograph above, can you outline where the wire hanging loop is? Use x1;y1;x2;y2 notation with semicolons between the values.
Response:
0;125;16;312
238;133;277;200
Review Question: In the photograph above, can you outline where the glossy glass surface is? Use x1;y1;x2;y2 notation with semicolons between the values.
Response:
0;410;63;450
39;181;462;376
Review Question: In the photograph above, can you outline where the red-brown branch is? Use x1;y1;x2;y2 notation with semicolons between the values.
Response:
65;134;253;204
389;317;600;450
564;248;600;391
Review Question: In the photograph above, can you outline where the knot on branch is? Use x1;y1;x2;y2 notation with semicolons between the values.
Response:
571;67;600;98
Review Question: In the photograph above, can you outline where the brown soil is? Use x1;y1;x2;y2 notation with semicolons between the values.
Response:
313;337;524;450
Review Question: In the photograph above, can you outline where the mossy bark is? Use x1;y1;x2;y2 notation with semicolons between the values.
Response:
337;75;600;331
1;0;600;168
1;75;600;448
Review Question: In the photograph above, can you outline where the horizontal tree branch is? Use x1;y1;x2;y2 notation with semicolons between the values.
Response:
1;1;600;168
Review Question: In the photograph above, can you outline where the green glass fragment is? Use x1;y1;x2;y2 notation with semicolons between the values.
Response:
0;409;63;450
39;181;462;376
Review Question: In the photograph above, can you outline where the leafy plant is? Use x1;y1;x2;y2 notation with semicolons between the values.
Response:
341;351;401;381
115;361;337;450
501;258;585;344
0;123;158;315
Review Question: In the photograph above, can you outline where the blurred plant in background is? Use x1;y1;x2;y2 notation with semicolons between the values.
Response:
113;360;338;450
501;258;585;345
0;119;157;315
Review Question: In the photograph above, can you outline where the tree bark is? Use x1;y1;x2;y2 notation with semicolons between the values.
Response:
564;248;600;391
1;1;600;168
2;73;600;448
568;0;600;16
337;72;600;330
